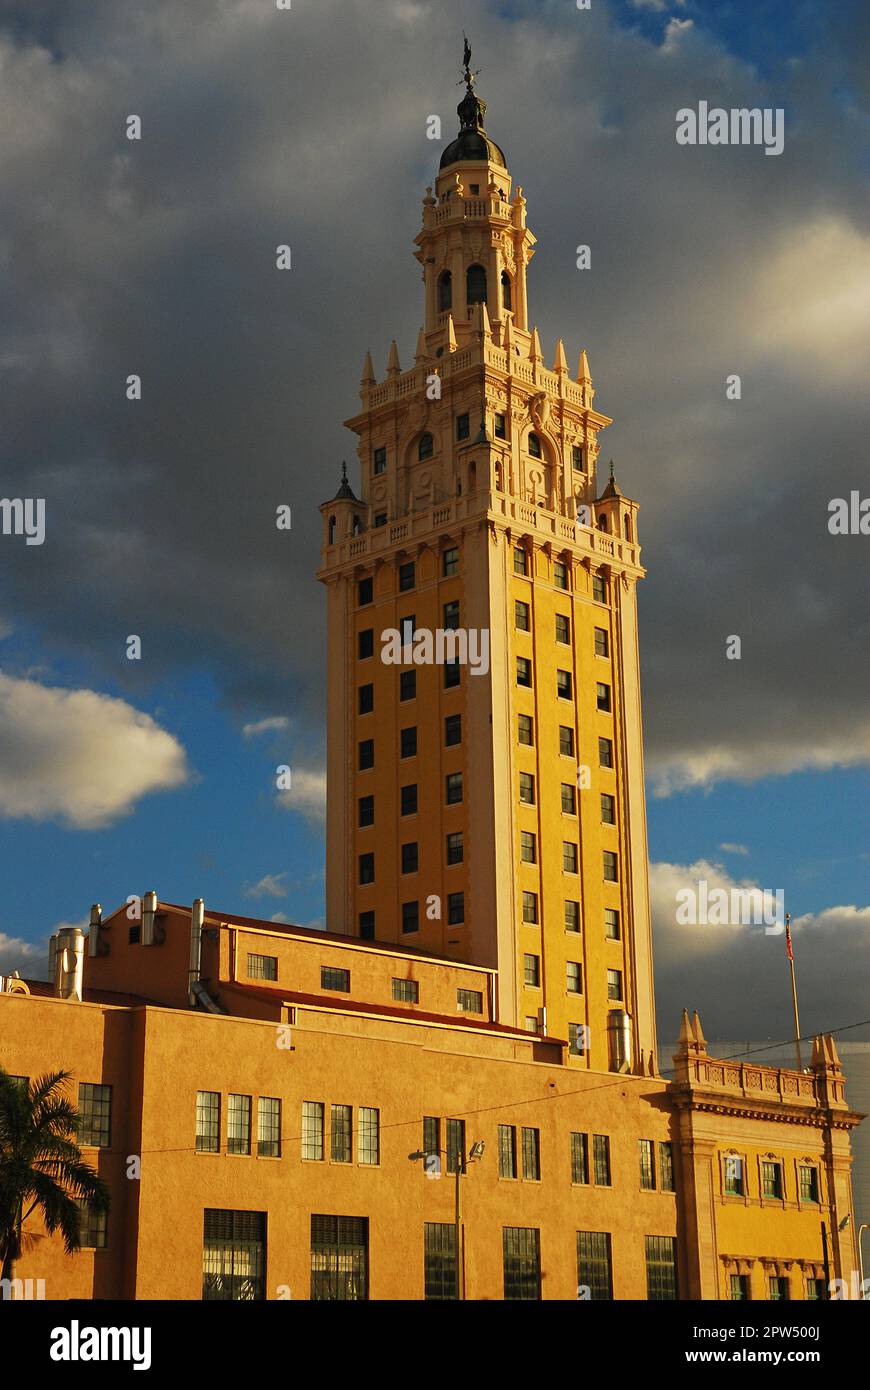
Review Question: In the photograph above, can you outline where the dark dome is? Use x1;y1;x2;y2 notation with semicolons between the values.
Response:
440;128;507;169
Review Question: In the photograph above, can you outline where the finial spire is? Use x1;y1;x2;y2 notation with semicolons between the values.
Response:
609;459;615;483
461;32;481;91
341;461;347;484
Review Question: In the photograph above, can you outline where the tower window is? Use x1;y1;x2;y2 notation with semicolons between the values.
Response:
595;627;609;658
399;670;416;702
418;433;434;461
456;413;470;441
519;772;536;805
399;561;416;591
358;684;374;715
563;842;578;874
446;831;463;865
373;447;387;475
501;270;512;312
557;670;572;700
514;547;528;576
601;793;616;824
559;726;574;757
515;599;530;630
605;909;620;940
402;901;420;934
357;577;373;606
565;901;580;933
357;739;374;771
593;573;608;604
494;413;506;440
572;445;584;471
401;842;419;875
442;546;459;576
598;515;609;533
520;831;537;864
328;515;336;545
373;512;387;528
516;656;532;688
554;561;569;591
358;795;374;828
447;892;465;925
400;727;417;759
597;682;612;713
400;784;417;816
444;662;461;689
607;968;623;1000
445;713;462;746
603;851;619;883
358;853;374;885
518;714;534;746
443;599;460;628
445;771;463;804
567;962;582;995
359;910;375;940
599;736;614;768
561;784;577;816
438;270;452;312
555;613;570;643
528;433;542;459
523;954;540;988
466;263;487;306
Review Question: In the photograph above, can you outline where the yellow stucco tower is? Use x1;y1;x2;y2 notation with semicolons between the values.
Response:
319;68;656;1074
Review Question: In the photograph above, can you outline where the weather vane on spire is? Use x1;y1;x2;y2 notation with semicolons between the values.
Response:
460;32;481;90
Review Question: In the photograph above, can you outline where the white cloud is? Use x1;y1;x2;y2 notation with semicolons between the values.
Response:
277;768;326;824
242;716;290;738
648;717;870;796
661;17;693;51
244;872;288;899
0;931;46;979
719;842;749;855
0;672;189;829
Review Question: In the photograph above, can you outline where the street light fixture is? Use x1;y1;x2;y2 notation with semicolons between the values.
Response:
409;1135;485;1299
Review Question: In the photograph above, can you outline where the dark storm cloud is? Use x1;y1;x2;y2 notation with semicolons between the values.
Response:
0;0;868;789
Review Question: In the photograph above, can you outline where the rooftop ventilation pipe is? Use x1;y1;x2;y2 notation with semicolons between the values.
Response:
53;926;86;1002
188;898;205;1005
87;903;102;957
142;890;158;947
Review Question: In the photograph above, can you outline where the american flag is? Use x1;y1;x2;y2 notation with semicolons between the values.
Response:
785;914;794;962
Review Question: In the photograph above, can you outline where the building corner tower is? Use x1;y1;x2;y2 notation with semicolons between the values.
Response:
319;61;657;1075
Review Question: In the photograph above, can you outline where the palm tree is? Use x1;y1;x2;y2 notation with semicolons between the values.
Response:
0;1068;110;1287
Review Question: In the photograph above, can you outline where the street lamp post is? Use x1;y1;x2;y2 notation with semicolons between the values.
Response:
409;1137;486;1299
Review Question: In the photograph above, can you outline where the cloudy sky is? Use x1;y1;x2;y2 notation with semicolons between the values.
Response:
0;0;867;1044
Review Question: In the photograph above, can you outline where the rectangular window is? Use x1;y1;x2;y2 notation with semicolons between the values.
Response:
522;891;539;924
444;713;462;746
358;1107;380;1165
78;1083;111;1148
595;626;609;658
456;413;470;441
597;681;612;712
227;1094;252;1156
498;1124;517;1179
373;446;386;474
196;1091;221;1154
577;1231;613;1301
447;891;465;925
762;1161;783;1200
520;830;537;863
724;1155;744;1196
806;1277;825;1301
203;1209;266;1301
423;1116;440;1172
400;784;417;816
357;628;374;660
402;900;419;934
571;1133;589;1185
565;900;580;933
358;910;375;940
424;1222;458;1300
310;1215;368;1301
358;794;374;828
603;850;618;882
247;953;277;982
446;1118;465;1175
557;669;572;699
443;661;460;689
639;1139;656;1190
399;670;416;702
516;656;532;687
607;968;623;1000
561;782;577;815
555;614;570;645
494;413;507;440
358;682;374;714
357;577;373;606
446;771;463;804
572;445;584;471
593;573;608;604
446;831;463;865
457;987;482;1013
321;965;350;993
74;1198;107;1250
399;561;415;591
524;953;540;988
646;1236;678;1301
554;560;568;591
518;713;534;746
601;793;616;824
519;772;536;804
392;977;419;1003
768;1276;789;1301
401;841;419;874
524;1016;538;1033
604;908;620;940
521;1127;541;1181
399;614;416;647
401;726;417;758
799;1165;819;1203
358;738;374;771
442;546;459;576
660;1141;675;1193
593;1134;611;1186
599;736;614;768
330;1103;352;1163
559;725;575;757
443;599;460;629
730;1274;750;1301
373;512;387;529
257;1097;281;1158
563;841;578;874
566;961;582;994
513;546;528;576
503;1227;541;1301
568;1022;587;1056
515;599;530;630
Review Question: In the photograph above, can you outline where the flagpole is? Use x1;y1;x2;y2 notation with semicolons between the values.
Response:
786;912;802;1071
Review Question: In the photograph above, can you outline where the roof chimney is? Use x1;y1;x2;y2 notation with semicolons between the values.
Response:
87;903;102;957
53;926;86;1002
188;898;205;1005
142;890;158;946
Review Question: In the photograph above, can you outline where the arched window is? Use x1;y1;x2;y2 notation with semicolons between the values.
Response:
466;263;487;306
528;432;542;459
352;515;361;536
418;432;434;461
501;270;512;311
598;515;609;532
438;271;452;312
623;515;632;541
328;515;336;544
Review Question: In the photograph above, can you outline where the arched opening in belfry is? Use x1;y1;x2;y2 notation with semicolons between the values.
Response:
328;515;336;544
437;271;452;312
598;515;609;533
501;270;512;311
466;263;487;307
623;514;632;541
